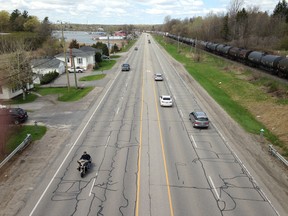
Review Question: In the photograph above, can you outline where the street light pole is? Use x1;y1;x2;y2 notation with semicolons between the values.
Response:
60;21;70;91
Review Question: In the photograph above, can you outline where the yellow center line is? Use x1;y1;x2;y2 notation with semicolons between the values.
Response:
136;37;174;216
152;78;175;216
136;46;145;216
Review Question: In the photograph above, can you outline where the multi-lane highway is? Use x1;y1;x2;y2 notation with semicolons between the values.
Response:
19;33;281;216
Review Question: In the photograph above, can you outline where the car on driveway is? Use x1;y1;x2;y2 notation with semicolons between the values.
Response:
189;111;209;128
159;95;173;107
121;63;130;71
0;107;28;125
154;73;163;81
67;67;84;73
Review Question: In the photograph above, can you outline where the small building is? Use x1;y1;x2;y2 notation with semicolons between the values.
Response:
114;30;127;37
55;47;101;70
31;58;65;84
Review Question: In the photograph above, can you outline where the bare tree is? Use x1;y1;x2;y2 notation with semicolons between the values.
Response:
227;0;245;40
4;41;33;100
227;0;245;16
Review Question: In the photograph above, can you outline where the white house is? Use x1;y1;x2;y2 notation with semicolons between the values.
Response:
0;83;34;100
55;48;88;70
31;58;65;84
79;46;102;67
0;54;34;100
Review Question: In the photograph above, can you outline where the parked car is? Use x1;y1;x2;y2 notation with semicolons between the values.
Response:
102;55;110;60
67;67;84;73
121;63;130;71
134;47;138;51
189;111;209;128
159;95;173;107
154;73;163;81
0;107;28;125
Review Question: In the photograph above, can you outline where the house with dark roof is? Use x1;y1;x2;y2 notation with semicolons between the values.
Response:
31;57;65;84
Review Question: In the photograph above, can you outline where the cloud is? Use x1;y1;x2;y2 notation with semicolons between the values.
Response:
0;0;279;24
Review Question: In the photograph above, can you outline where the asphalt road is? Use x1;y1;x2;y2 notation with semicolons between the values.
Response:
17;33;282;216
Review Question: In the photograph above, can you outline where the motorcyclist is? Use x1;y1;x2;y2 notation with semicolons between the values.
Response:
80;151;91;161
77;151;91;171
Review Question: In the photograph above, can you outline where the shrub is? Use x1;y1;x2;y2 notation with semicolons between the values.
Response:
40;70;59;84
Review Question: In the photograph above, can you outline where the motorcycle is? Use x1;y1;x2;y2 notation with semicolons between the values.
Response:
77;159;91;177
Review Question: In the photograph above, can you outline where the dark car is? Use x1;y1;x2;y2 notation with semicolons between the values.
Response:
121;63;130;71
0;107;28;125
189;111;209;128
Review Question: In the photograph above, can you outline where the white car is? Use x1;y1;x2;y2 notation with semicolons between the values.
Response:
159;95;173;107
154;73;163;81
67;67;84;73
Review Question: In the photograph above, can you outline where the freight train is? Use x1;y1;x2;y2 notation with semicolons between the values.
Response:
164;33;288;79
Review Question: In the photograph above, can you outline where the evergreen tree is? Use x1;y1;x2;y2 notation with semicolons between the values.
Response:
273;0;288;22
221;14;230;41
69;39;80;49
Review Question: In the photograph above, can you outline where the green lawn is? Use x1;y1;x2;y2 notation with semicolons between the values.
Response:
79;74;106;81
5;125;47;153
37;86;94;102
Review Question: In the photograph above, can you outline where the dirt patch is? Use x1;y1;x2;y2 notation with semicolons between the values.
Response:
246;101;288;145
0;126;71;216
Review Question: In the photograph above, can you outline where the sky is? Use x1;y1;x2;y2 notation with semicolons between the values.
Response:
0;0;280;25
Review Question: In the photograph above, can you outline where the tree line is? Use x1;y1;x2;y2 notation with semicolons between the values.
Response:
158;0;288;52
0;9;52;54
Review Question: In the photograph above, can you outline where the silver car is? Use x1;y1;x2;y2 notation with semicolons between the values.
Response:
189;111;209;128
154;73;163;81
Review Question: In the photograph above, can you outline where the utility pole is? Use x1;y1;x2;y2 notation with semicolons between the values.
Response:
60;21;70;91
70;49;78;89
177;34;180;53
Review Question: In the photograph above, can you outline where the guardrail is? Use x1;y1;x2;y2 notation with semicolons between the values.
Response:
0;134;32;169
269;145;288;167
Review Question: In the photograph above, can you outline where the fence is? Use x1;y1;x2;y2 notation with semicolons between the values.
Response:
0;134;32;169
269;145;288;167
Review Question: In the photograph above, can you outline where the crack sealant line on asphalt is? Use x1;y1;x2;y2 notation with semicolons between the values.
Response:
213;124;280;216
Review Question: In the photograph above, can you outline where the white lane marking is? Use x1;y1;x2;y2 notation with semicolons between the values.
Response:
89;173;98;197
105;135;110;148
209;176;220;200
29;66;122;216
179;110;183;118
190;134;197;148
